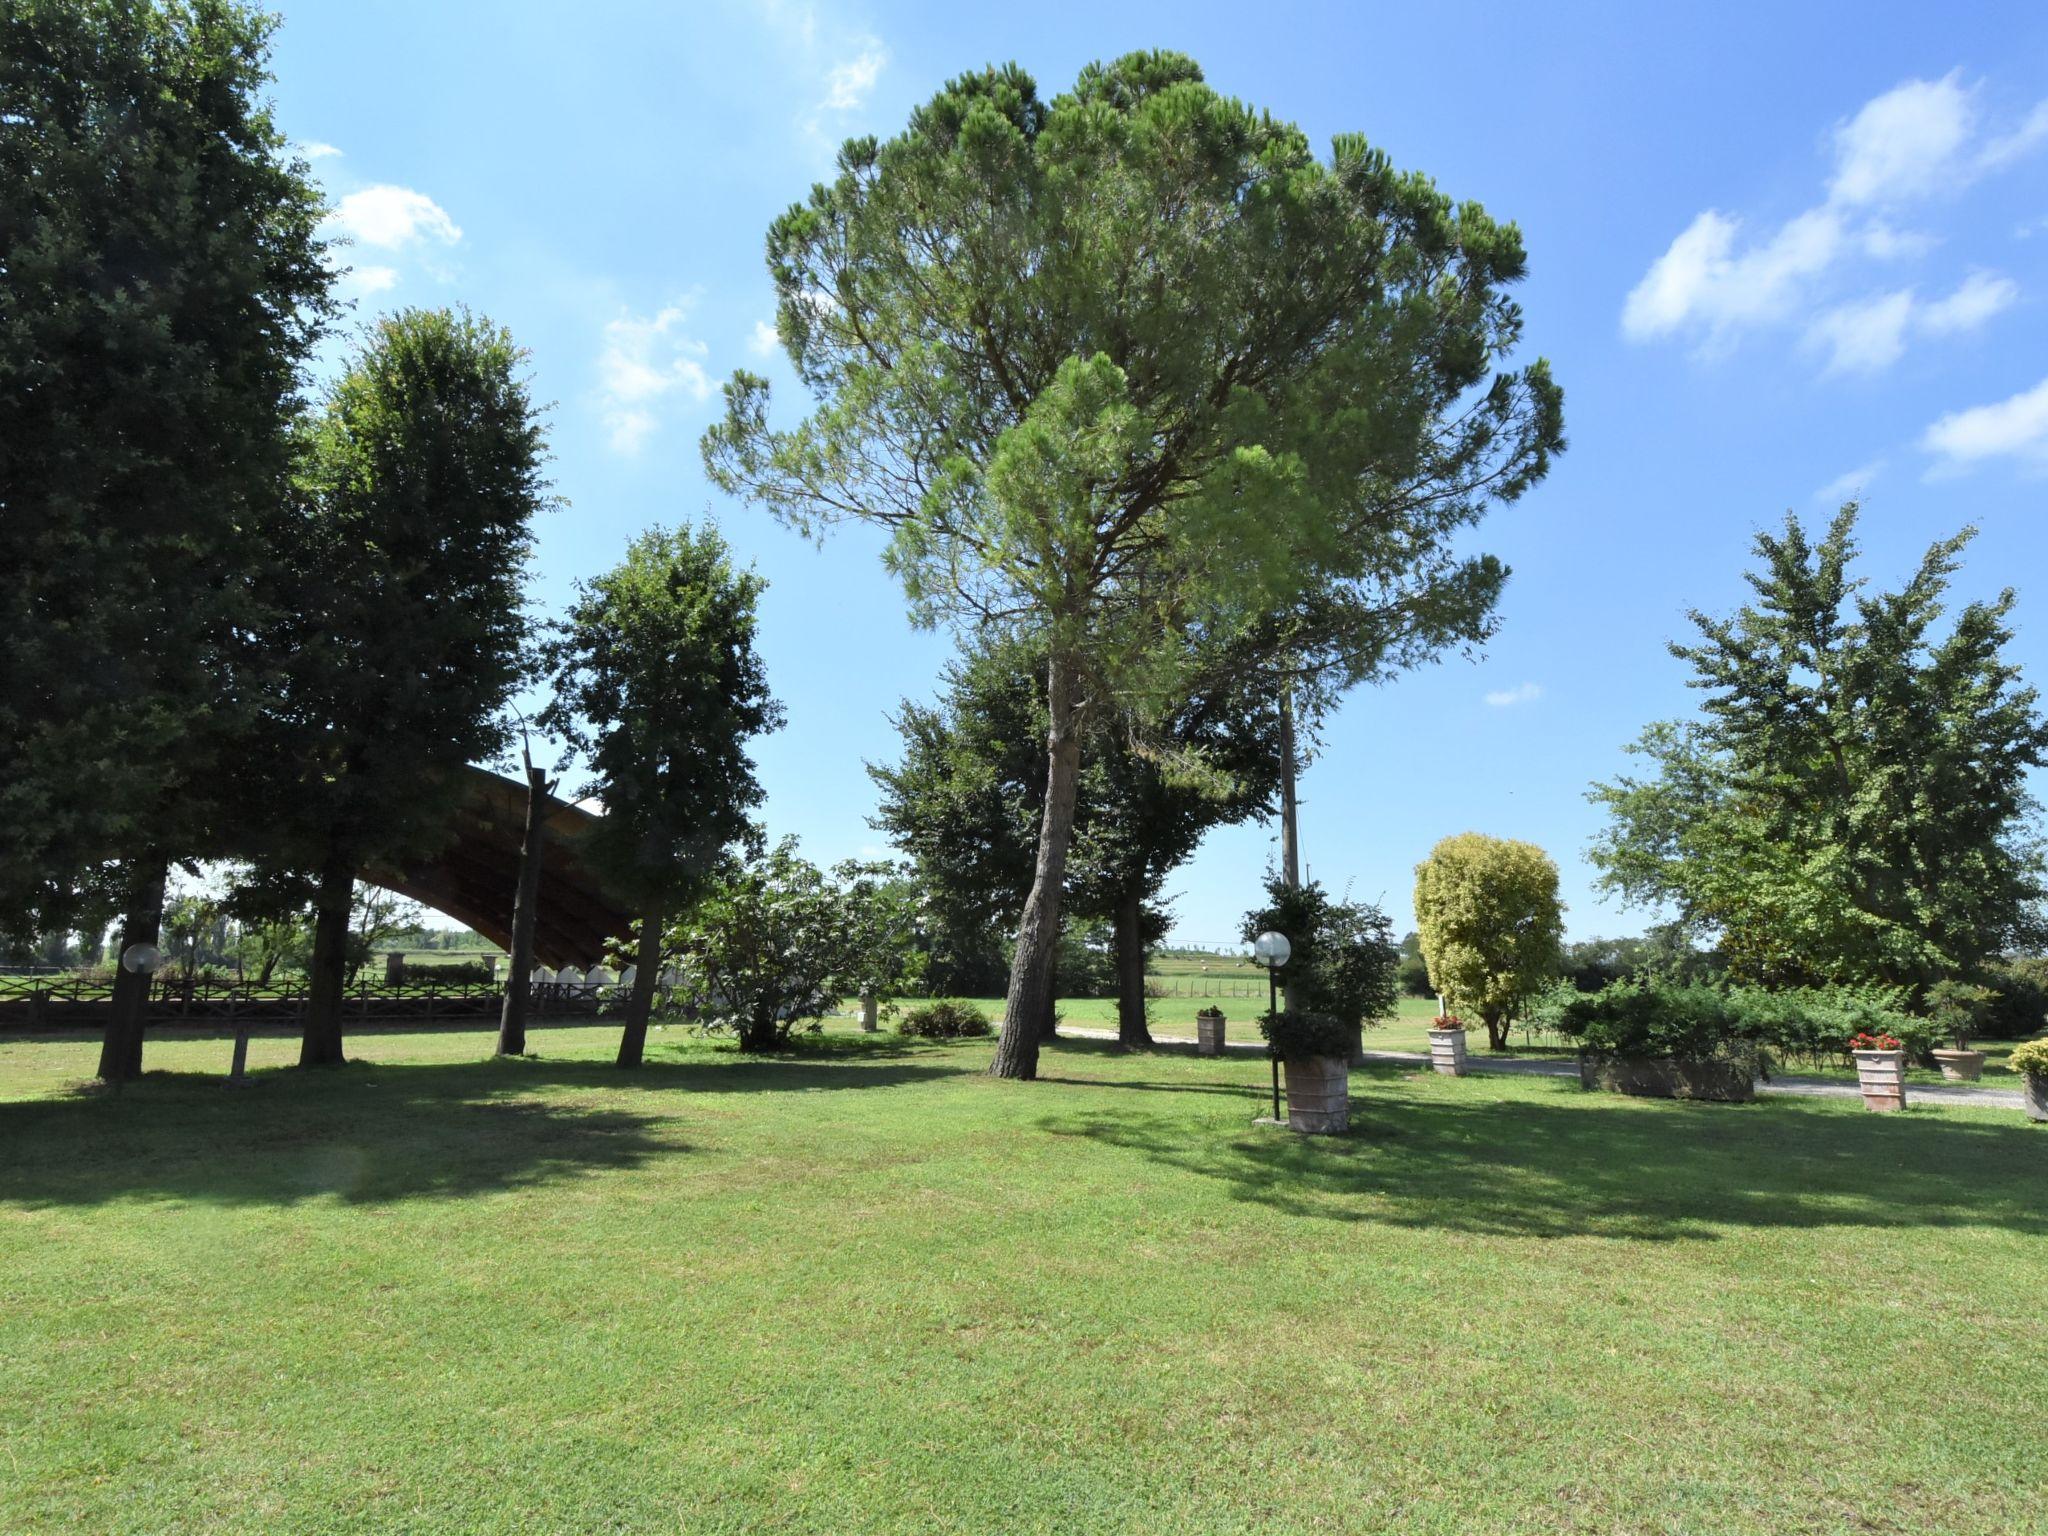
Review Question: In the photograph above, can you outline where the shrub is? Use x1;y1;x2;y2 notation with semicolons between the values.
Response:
1981;957;2048;1038
416;959;494;986
1257;1009;1353;1060
1924;979;1997;1051
1548;980;1766;1072
897;1000;991;1039
2007;1038;2048;1079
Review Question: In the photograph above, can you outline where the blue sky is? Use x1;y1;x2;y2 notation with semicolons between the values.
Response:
269;0;2048;946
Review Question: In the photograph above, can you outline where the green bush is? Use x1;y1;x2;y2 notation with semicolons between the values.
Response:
1981;957;2048;1038
1257;1009;1354;1060
1923;979;1997;1051
2007;1038;2048;1079
896;1000;991;1039
1548;980;1764;1067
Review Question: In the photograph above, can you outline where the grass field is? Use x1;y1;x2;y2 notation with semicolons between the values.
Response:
3;1020;2043;1534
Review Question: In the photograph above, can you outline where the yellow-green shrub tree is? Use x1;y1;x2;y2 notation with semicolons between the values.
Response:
1413;833;1564;1050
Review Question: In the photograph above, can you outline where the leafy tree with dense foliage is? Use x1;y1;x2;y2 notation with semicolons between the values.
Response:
666;839;852;1052
870;636;1285;1046
541;524;782;1067
1413;833;1565;1049
0;0;331;1078
707;51;1563;1079
831;861;929;1030
1589;507;2048;990
247;309;546;1066
1242;873;1400;1058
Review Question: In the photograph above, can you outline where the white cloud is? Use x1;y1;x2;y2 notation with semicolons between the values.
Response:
327;185;462;250
1828;72;1976;206
1623;208;1842;345
1483;682;1542;708
1807;289;1914;375
1979;100;2048;173
1922;376;2048;470
821;43;886;111
337;263;400;301
748;319;780;356
300;140;343;160
1624;75;2045;370
1918;269;2017;334
598;303;717;454
1814;460;1885;504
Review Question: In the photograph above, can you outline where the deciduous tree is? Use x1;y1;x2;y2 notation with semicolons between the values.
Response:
1413;833;1564;1049
248;309;546;1066
540;524;782;1067
1589;507;2048;989
0;0;331;1078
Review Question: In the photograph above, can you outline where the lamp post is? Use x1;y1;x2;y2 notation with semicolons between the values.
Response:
1252;930;1291;1122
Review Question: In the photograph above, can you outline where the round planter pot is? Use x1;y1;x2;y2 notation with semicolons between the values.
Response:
1931;1048;1985;1082
1426;1026;1469;1077
2023;1071;2047;1124
1282;1055;1350;1135
1195;1011;1227;1057
1852;1048;1907;1112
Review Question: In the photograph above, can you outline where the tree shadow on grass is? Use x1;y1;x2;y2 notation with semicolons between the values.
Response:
1038;1070;2048;1242
0;1047;962;1211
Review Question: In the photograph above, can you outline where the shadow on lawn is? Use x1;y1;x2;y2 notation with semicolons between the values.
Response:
0;1044;961;1211
1039;1069;2048;1242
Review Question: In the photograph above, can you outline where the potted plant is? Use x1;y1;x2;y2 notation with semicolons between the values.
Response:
2009;1038;2048;1124
1849;1029;1907;1112
1426;1013;1469;1076
1924;980;1994;1082
1258;1009;1352;1134
1194;1005;1227;1057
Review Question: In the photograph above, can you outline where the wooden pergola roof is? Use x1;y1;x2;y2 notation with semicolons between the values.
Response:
363;766;636;970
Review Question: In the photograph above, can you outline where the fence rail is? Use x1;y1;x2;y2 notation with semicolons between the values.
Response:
0;973;613;1029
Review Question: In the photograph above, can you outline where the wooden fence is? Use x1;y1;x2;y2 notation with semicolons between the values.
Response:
0;973;613;1029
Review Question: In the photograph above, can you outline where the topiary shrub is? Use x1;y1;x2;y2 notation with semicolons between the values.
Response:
896;999;992;1039
1257;1009;1353;1061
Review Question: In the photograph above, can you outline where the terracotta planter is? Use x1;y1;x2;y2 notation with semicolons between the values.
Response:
2023;1072;2047;1124
1426;1026;1468;1077
1577;1051;1755;1102
1195;1010;1227;1057
1282;1055;1350;1135
1852;1048;1907;1112
1931;1048;1984;1082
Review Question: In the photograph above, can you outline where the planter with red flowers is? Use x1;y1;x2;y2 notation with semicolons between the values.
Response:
1849;1031;1908;1113
1195;1006;1227;1057
1426;1014;1469;1077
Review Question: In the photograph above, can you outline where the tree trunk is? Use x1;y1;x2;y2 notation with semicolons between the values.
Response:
1484;1008;1509;1052
1113;887;1152;1048
993;653;1084;1080
615;905;663;1068
496;763;551;1057
1278;682;1300;1013
97;859;167;1083
299;859;353;1067
860;993;879;1033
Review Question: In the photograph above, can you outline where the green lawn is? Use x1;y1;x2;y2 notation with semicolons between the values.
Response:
2;1022;2043;1534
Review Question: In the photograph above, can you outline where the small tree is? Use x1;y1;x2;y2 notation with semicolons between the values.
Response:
540;524;783;1068
667;840;851;1053
1242;874;1399;1058
1413;834;1564;1050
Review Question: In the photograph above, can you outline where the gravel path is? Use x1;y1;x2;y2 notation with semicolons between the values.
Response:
1062;1026;2029;1111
